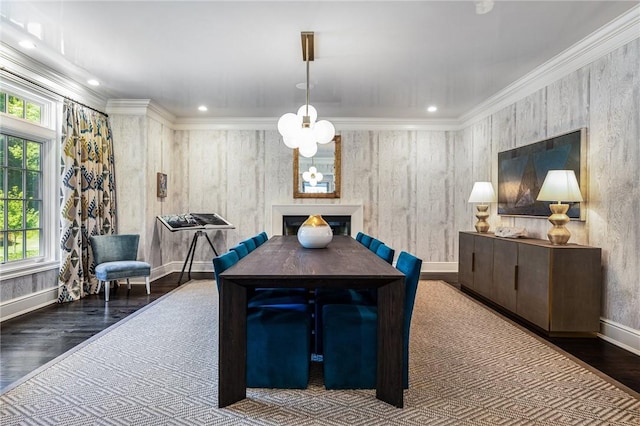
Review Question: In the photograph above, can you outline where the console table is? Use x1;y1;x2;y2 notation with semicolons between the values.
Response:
458;231;602;336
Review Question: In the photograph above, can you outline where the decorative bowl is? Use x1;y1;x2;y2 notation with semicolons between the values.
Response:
297;215;333;248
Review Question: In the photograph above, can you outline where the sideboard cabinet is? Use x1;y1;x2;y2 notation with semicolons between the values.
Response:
458;231;602;335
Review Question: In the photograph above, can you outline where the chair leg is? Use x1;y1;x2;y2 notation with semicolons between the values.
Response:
145;276;150;295
104;281;109;302
126;278;131;290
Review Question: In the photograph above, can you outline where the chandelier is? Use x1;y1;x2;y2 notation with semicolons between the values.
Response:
277;32;335;158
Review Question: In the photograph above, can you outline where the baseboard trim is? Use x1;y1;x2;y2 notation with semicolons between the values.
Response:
598;318;640;356
1;264;176;322
0;287;58;322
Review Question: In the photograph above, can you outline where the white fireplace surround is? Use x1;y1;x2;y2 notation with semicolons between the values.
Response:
271;204;363;237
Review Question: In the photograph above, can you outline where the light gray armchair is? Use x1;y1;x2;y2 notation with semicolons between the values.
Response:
89;234;151;302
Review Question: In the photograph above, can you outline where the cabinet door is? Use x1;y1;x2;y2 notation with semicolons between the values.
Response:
473;235;494;299
458;233;475;290
516;244;550;330
493;239;518;311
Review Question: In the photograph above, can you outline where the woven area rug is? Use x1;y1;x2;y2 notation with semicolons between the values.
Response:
1;280;638;425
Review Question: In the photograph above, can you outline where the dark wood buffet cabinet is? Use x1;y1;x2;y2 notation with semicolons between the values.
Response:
458;231;602;336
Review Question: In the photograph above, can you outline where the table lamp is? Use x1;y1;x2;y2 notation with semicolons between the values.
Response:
536;170;583;245
468;182;496;233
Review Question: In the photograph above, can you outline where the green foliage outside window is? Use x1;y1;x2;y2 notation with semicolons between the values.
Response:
1;133;42;262
0;91;41;124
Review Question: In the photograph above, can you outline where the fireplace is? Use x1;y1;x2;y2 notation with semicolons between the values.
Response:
271;204;363;237
283;215;351;236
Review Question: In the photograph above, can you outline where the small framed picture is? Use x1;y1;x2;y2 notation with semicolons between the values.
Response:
157;172;167;198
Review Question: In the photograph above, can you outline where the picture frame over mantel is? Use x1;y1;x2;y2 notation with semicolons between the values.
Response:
497;128;587;220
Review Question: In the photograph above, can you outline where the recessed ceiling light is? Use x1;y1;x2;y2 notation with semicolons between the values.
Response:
87;79;100;87
19;40;36;49
427;106;438;113
198;105;208;112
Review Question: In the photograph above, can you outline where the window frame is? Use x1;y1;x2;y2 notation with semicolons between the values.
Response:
0;78;60;279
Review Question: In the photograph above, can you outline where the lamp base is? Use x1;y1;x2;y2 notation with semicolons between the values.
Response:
474;204;490;233
546;203;571;245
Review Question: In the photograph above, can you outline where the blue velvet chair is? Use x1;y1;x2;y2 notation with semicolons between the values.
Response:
229;243;249;259
251;234;265;248
375;244;395;265
254;231;268;246
355;232;364;243
89;234;151;302
359;234;373;248
322;251;422;389
240;237;257;252
212;251;311;388
314;244;394;353
368;238;383;253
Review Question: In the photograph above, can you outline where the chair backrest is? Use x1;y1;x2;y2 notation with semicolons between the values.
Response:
257;231;268;244
375;244;395;264
240;238;257;252
251;234;265;247
355;232;364;242
395;251;422;388
90;234;140;265
360;234;372;248
213;251;240;292
229;243;249;259
368;238;383;253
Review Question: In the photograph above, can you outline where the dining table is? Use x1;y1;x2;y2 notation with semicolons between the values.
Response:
217;235;406;408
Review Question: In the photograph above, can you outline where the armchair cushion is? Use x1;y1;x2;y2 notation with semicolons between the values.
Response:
94;261;151;281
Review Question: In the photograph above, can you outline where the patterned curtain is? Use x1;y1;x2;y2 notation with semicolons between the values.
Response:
58;101;117;302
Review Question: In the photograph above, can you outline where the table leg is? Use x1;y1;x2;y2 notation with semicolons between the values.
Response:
218;278;247;408
376;278;404;408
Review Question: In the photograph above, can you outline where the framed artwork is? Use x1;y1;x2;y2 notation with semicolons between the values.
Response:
157;172;167;198
497;128;586;220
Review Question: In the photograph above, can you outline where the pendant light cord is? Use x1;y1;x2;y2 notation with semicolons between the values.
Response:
305;35;310;117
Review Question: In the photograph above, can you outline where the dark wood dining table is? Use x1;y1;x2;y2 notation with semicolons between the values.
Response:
217;235;406;408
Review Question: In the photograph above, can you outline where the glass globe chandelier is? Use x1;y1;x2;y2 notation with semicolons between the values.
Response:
303;165;323;187
277;32;335;158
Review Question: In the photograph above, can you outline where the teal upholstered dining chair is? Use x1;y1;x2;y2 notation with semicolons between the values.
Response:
213;251;311;388
355;232;365;243
359;234;373;248
313;243;396;355
229;243;249;259
89;234;151;302
253;231;268;247
322;251;422;389
240;237;257;252
368;238;383;253
375;244;395;265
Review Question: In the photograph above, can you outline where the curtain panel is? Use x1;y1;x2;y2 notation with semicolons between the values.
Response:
58;101;117;302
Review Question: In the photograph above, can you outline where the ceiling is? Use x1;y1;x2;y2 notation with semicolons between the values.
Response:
0;1;637;120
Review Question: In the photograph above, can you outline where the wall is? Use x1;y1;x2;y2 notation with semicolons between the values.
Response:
456;39;640;341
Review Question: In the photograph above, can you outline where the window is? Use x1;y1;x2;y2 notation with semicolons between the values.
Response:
1;134;43;262
0;79;58;275
0;91;43;124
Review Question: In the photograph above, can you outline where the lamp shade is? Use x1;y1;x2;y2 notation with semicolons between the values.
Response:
468;182;496;203
537;170;583;202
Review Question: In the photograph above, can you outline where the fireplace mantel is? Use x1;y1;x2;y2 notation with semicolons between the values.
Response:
271;204;363;236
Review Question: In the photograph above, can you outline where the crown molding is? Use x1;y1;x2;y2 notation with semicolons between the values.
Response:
0;43;107;113
459;4;640;128
106;99;175;127
172;116;461;131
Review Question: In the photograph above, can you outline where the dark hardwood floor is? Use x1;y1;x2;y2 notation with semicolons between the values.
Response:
2;274;638;394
